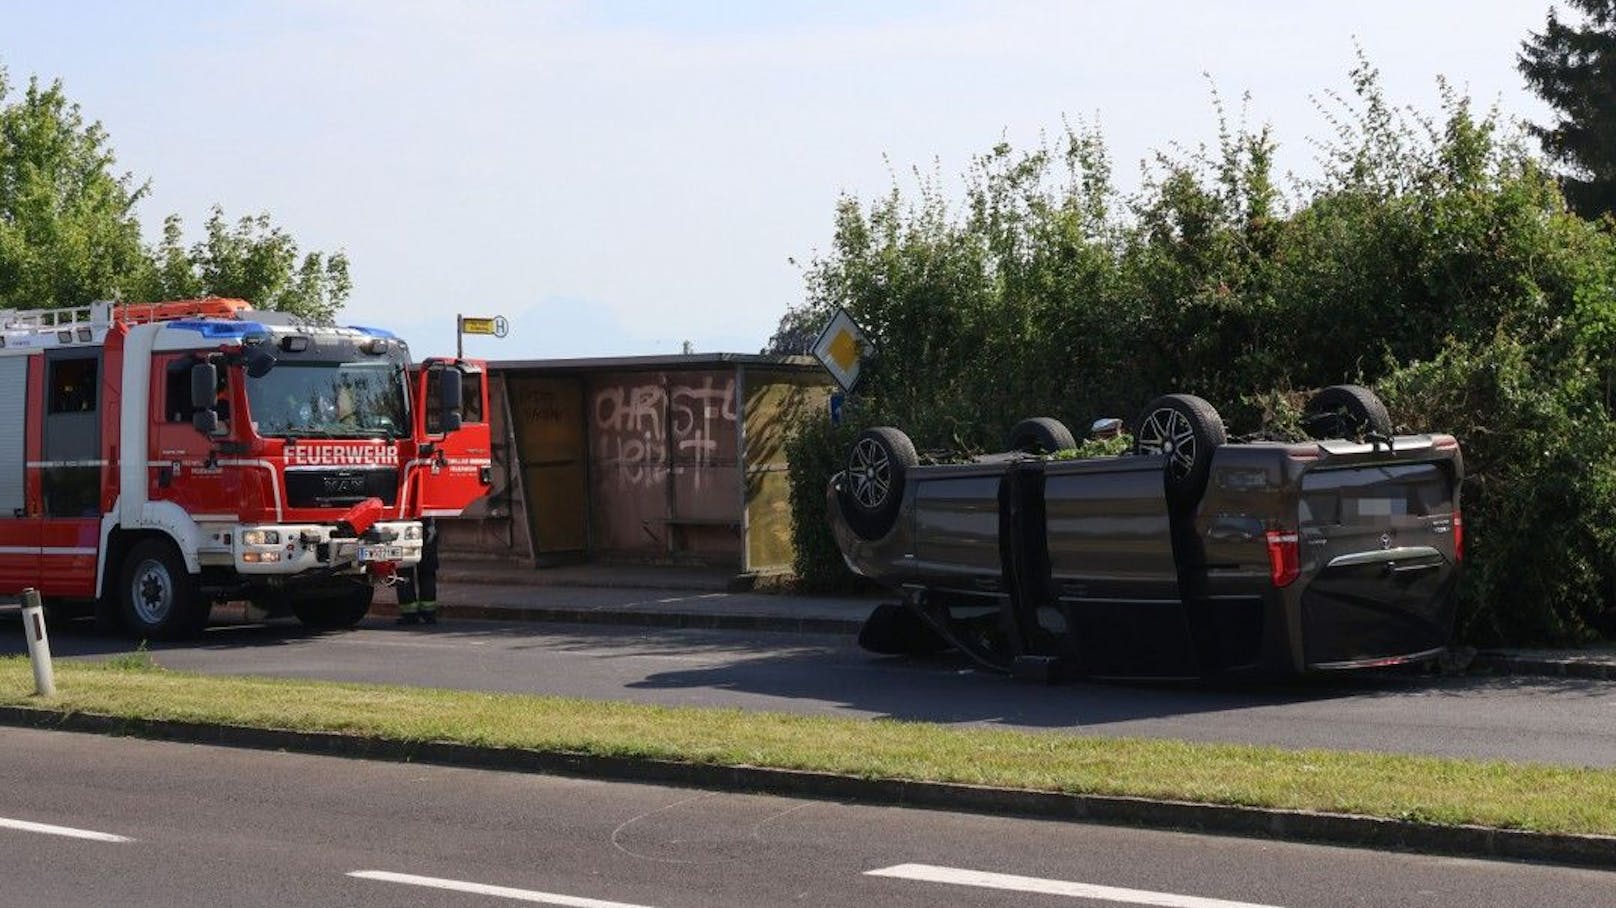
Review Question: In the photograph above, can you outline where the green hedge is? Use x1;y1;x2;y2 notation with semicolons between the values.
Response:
782;62;1616;644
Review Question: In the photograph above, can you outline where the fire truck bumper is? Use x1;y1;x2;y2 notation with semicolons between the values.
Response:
232;521;425;575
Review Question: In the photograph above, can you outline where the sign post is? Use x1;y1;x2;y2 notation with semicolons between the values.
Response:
456;314;510;359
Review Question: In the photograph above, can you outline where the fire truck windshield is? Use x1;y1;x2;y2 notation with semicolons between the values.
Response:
245;360;408;439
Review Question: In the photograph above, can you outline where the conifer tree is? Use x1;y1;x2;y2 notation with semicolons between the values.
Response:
1519;0;1616;218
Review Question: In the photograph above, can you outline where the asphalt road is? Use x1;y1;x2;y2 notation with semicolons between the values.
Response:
6;613;1616;767
1;727;1610;908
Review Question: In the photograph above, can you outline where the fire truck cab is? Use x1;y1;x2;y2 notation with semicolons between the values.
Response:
0;298;492;638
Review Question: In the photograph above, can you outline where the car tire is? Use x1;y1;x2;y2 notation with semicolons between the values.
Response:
839;426;917;541
119;538;210;640
1005;417;1077;455
292;583;375;630
1303;384;1392;440
1132;393;1227;508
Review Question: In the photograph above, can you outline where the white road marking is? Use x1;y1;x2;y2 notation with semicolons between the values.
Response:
0;816;132;843
865;864;1287;908
348;870;658;907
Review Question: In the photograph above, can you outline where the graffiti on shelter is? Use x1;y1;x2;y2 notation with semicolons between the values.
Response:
519;387;569;426
593;375;736;489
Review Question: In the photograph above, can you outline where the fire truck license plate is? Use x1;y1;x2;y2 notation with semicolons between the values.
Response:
359;545;405;562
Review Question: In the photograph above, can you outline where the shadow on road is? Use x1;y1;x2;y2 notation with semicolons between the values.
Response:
621;640;1615;729
5;609;1610;739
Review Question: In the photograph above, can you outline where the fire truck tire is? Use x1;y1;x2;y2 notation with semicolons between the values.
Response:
118;539;210;640
292;583;374;629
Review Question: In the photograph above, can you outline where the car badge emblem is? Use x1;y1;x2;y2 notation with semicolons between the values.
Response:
1380;532;1393;550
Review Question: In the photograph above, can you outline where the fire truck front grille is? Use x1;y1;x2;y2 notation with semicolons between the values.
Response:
284;468;400;508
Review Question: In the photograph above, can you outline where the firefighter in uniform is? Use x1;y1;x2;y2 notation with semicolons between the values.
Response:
395;517;440;625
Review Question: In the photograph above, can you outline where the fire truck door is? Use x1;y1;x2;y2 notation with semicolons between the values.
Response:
151;356;232;515
39;349;101;597
0;354;38;593
413;362;493;516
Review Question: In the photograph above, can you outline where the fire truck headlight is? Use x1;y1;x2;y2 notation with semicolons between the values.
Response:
243;530;280;546
403;525;423;541
242;551;281;564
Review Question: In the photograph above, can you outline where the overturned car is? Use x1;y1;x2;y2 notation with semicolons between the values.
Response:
829;387;1464;680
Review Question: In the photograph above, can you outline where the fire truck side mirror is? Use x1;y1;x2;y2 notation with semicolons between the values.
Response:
190;362;218;411
439;368;464;433
190;362;219;435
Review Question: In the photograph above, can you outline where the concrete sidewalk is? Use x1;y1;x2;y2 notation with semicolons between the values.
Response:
378;560;879;635
393;561;1616;679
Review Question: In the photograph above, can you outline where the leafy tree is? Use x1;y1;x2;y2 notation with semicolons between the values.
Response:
0;62;350;319
1519;0;1616;218
762;290;823;354
146;208;351;322
0;69;150;310
782;58;1616;644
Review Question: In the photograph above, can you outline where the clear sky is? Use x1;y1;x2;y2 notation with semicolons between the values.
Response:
2;1;1553;361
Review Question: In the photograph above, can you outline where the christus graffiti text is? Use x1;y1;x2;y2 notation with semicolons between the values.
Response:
593;376;737;489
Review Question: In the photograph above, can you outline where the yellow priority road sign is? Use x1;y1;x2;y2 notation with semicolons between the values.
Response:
460;315;509;337
811;308;873;392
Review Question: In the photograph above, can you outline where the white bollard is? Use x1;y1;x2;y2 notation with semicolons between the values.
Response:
20;588;55;697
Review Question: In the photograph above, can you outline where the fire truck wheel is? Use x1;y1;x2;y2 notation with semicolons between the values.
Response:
118;539;209;639
292;583;374;630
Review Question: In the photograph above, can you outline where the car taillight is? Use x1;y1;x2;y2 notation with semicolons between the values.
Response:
1453;511;1463;563
1265;530;1300;588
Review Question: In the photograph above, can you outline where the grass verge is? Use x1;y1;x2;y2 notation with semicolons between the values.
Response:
3;655;1614;836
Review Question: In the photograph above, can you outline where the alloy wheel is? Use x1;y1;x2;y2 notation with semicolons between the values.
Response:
848;436;893;510
1136;407;1197;479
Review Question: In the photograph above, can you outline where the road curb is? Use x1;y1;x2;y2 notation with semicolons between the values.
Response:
370;600;867;636
436;571;732;593
2;705;1612;869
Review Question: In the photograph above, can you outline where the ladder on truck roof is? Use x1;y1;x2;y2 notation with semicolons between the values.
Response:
114;298;254;325
0;298;253;351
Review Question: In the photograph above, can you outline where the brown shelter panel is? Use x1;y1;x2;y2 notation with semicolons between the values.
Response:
744;373;831;570
589;369;740;564
508;374;589;556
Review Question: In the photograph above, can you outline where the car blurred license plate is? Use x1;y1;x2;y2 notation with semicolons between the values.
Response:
1355;497;1400;517
359;545;405;562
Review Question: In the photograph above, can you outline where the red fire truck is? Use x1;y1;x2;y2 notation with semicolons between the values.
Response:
0;298;492;638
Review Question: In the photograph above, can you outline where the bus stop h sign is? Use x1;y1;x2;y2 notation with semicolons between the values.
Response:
811;309;872;393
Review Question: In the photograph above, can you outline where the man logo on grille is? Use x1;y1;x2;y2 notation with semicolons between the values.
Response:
1380;532;1393;550
324;474;364;495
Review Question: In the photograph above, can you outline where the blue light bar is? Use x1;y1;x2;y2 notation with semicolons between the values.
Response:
346;325;397;339
167;319;270;341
